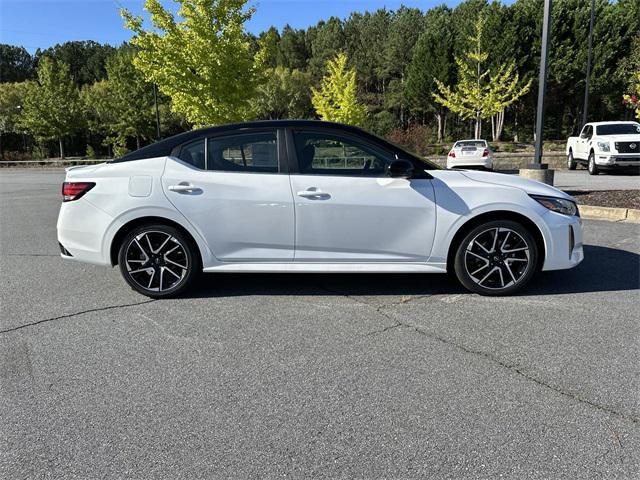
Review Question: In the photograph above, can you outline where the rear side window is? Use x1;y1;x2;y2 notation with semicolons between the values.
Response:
207;132;278;173
178;139;206;169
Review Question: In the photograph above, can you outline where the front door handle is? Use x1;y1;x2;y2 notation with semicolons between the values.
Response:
168;183;201;193
297;188;330;200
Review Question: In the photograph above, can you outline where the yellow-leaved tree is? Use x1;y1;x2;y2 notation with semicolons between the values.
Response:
433;17;531;140
121;0;264;128
311;52;367;127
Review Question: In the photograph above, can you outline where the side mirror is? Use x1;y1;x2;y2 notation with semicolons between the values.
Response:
386;159;414;178
580;132;590;139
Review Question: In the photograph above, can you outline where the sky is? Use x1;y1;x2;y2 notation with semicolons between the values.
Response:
0;0;471;53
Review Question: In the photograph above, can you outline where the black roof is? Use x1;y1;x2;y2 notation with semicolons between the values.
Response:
113;120;385;163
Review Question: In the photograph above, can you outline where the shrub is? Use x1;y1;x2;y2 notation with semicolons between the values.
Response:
386;124;431;156
86;145;97;159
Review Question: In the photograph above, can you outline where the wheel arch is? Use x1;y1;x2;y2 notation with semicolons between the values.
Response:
110;216;204;267
445;210;546;273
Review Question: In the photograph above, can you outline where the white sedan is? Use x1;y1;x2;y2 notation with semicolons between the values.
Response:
57;120;583;298
447;139;493;170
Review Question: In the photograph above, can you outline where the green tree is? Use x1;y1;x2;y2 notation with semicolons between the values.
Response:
121;0;263;127
433;17;531;139
0;82;31;158
308;17;346;81
258;27;281;68
35;41;116;86
255;67;312;119
18;57;83;158
278;25;309;70
104;48;158;150
312;52;367;126
405;6;454;142
0;45;35;82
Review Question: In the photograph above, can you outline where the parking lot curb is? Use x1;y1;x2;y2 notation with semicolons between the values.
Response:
580;205;640;223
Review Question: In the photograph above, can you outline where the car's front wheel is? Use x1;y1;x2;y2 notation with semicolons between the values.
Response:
454;220;538;296
587;152;599;175
118;224;200;298
567;150;577;170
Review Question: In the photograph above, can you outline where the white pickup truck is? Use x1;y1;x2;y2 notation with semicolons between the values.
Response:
566;121;640;175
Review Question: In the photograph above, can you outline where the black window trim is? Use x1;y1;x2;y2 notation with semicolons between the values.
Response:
171;127;286;174
286;127;432;179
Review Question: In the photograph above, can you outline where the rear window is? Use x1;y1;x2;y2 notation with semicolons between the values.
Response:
596;124;640;135
456;140;486;148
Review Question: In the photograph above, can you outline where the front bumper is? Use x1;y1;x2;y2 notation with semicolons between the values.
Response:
595;154;640;167
540;210;584;271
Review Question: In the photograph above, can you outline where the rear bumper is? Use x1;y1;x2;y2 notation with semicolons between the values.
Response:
447;158;493;169
57;198;113;266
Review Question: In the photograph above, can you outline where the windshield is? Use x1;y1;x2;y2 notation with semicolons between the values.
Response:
596;123;640;135
455;140;486;148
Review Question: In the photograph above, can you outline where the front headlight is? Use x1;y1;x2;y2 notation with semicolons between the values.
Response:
597;141;610;152
530;195;579;216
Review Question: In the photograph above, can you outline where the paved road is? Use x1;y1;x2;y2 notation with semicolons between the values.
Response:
553;169;639;191
1;169;639;478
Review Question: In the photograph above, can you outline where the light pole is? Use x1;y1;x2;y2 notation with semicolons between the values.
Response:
522;0;554;185
153;83;161;141
582;0;595;128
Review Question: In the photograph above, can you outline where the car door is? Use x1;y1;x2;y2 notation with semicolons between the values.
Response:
578;125;592;159
287;128;437;262
162;128;295;262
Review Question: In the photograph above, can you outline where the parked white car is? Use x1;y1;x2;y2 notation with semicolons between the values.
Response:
447;139;493;170
566;121;640;175
57;120;583;298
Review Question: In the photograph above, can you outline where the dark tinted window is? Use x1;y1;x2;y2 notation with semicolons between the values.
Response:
293;131;390;176
596;123;640;135
207;132;278;173
178;139;205;169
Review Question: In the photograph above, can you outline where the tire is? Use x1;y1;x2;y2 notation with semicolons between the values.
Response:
118;224;200;298
587;151;599;175
567;150;577;170
453;220;539;296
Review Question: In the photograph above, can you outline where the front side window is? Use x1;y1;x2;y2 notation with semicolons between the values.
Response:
178;139;206;169
293;131;390;176
581;125;592;138
207;132;278;173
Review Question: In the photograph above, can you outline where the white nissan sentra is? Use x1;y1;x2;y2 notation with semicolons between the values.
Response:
57;120;583;298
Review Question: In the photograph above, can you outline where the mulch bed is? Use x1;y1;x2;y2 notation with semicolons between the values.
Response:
564;190;640;210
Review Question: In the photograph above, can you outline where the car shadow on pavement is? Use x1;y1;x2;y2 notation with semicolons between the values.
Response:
186;245;638;298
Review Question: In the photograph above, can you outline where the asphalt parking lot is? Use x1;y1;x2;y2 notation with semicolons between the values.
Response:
1;169;639;478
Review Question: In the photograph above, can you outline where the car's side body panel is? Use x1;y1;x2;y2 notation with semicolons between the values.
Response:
161;158;296;262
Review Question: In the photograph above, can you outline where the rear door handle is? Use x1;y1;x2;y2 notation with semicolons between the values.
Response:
168;183;201;193
297;188;330;199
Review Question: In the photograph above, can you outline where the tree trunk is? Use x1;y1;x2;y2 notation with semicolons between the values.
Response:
436;113;443;144
136;135;141;150
475;115;482;139
59;137;65;159
443;114;447;141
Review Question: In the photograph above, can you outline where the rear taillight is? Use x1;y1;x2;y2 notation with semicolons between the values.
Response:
448;151;456;158
62;182;95;202
482;148;490;157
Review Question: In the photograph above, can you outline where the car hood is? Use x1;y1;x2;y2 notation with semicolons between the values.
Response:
457;170;573;200
596;134;640;142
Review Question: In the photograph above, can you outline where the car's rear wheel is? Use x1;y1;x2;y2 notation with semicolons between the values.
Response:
454;220;538;296
567;150;577;170
588;152;599;175
118;224;200;298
